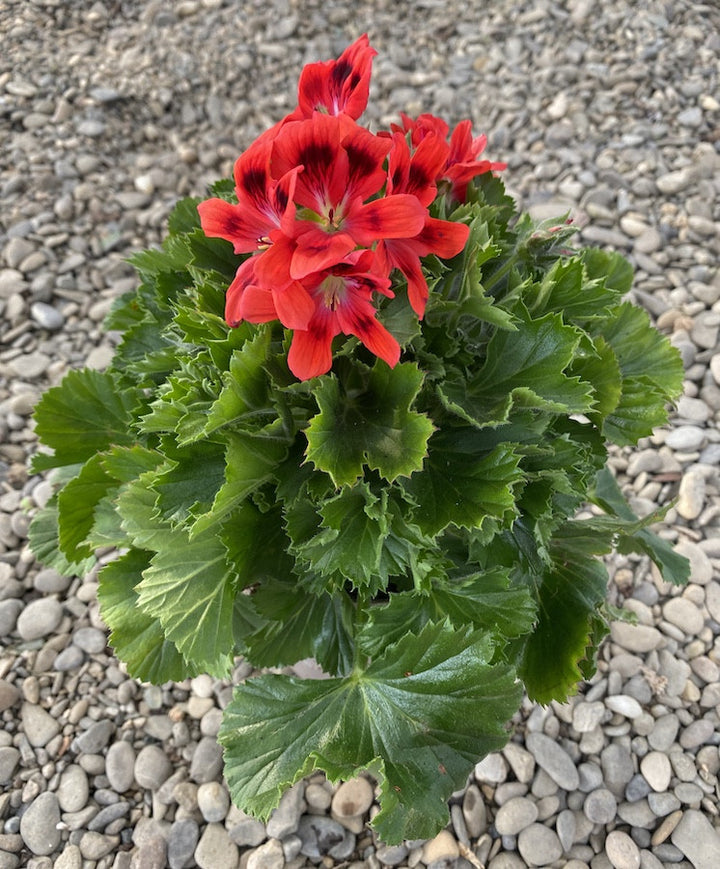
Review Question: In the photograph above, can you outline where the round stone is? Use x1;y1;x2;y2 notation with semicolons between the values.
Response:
134;745;173;789
525;732;579;791
247;838;285;869
72;627;107;654
0;680;20;712
572;701;605;733
475;752;508;783
679;718;715;749
189;737;223;783
662;597;704;636
422;830;459;864
33;569;72;593
609;622;662;653
57;764;90;812
106;741;136;792
168;819;199;869
605;694;643;719
605;829;641;869
331;776;374;818
79;831;117;860
194;823;239;869
298;815;355;860
16;598;63;641
21;702;61;748
640;752;671;792
20;792;61;856
648;714;680;752
197;781;230;822
494;797;538;835
517;823;563;866
583;788;617;824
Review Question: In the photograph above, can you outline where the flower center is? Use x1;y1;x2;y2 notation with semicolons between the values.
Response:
319;275;345;310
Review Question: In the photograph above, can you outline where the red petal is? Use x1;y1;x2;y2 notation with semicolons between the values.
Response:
345;194;426;246
335;294;400;369
416;217;470;259
236;284;278;324
296;34;376;120
341;125;391;202
382;239;429;317
254;235;295;290
225;259;267;325
197;198;263;254
273;281;315;330
287;308;336;380
272;115;347;211
290;226;355;279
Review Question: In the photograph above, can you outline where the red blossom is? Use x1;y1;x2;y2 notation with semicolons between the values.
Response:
290;34;377;120
287;251;400;380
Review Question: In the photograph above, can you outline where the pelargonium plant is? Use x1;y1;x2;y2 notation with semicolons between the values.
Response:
30;36;689;842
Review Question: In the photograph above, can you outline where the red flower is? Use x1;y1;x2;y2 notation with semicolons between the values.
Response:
287;251;400;380
392;113;505;203
270;114;426;279
290;34;377;120
375;132;470;316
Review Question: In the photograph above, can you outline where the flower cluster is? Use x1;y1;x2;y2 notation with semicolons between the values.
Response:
197;35;504;379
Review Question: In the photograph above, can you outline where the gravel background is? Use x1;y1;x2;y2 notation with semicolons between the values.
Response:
1;1;720;868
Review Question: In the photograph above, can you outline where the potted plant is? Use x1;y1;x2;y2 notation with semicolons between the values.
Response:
29;35;688;843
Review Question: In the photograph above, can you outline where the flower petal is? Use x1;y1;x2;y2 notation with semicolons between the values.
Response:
290;226;356;279
287;309;336;380
272;281;316;330
415;217;470;259
197;198;263;254
345;194;426;246
335;295;401;369
296;34;377;119
381;239;430;318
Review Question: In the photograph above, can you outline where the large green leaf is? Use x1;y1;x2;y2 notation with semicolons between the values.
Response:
525;257;619;322
152;440;227;527
402;431;524;536
57;453;116;561
295;483;389;592
32;369;139;470
136;525;238;676
220;622;521;843
305;361;434;486
518;525;612;703
359;569;536;657
98;549;197;684
191;423;290;536
246;580;355;676
580;248;633;295
439;309;594;427
27;497;96;578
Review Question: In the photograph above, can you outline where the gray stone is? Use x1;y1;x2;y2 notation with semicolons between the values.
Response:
16;598;63;641
19;792;61;856
135;745;173;789
33;569;72;593
640;752;671;792
494;797;538;835
583;788;617;824
0;680;20;712
197;781;230;822
265;781;305;839
517;823;563;866
168;819;199;869
0;747;21;783
78;831;117;859
376;844;409;865
194;823;239;869
609;622;662;653
0;600;23;637
54;844;82;869
53;645;85;671
74;719;114;753
247;838;285;869
21;702;61;748
228;817;266;847
605;829;640;869
72;627;107;653
297;814;354;859
676;469;706;520
106;740;136;792
30;302;64;330
600;743;635;796
189;737;223;784
57;764;90;812
679;718;715;749
671;809;720;869
525;732;579;790
555;808;575;852
572;701;605;733
331;776;373;818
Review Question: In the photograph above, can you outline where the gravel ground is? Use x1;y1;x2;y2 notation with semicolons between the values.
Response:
1;0;720;867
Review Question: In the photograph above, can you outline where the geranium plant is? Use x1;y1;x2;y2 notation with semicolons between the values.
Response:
30;36;689;842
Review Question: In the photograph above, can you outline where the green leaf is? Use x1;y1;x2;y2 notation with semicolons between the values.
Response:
57;453;116;560
247;581;355;676
136;524;238;676
32;369;140;470
525;258;619;322
403;431;523;536
98;550;198;683
295;483;388;592
191;424;290;536
360;569;536;657
439;309;594;427
27;497;96;578
305;361;434;486
590;468;690;586
202;329;275;436
167;197;202;235
580;248;633;295
570;335;622;422
220;621;521;843
518;525;612;703
152;440;227;527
